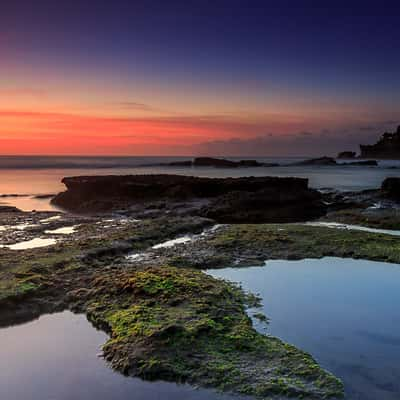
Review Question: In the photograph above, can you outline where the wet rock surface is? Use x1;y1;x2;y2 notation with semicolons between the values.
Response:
4;175;400;399
344;160;378;166
0;214;345;399
319;183;400;229
290;157;377;167
290;156;337;166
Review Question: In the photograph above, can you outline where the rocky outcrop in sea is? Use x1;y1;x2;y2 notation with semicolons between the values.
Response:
360;126;400;159
51;174;326;222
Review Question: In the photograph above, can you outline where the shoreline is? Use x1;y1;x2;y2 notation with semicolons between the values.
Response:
1;174;400;399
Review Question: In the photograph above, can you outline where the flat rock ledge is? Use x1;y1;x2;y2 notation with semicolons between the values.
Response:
51;174;326;223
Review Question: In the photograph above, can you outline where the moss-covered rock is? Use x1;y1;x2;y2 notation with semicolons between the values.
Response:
10;214;400;398
171;223;400;268
323;208;400;230
84;266;343;399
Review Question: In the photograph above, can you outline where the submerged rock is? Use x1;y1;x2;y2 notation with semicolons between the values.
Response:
290;156;337;166
290;157;377;167
51;174;326;222
344;160;378;166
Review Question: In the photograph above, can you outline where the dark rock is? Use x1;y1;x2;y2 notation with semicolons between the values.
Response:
381;177;400;200
151;157;279;168
237;159;263;167
360;126;400;159
192;157;240;167
201;187;326;223
337;151;356;159
290;157;337;166
0;205;21;213
344;160;378;166
33;194;56;199
192;157;275;168
51;174;326;222
0;194;28;198
262;162;280;167
167;161;193;167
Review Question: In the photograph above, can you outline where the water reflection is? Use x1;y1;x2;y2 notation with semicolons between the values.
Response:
0;311;246;400
1;158;400;211
208;257;400;400
5;238;57;250
45;226;77;235
306;221;400;236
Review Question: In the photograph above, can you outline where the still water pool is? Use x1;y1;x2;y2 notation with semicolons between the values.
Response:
0;311;245;400
208;257;400;400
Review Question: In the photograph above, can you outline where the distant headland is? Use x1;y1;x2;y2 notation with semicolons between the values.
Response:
360;125;400;159
339;125;400;159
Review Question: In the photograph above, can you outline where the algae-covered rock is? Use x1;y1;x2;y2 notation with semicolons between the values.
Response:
85;266;343;399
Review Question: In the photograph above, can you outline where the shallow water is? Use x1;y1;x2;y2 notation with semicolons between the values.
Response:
45;226;77;235
208;257;400;400
40;215;62;223
0;156;399;211
4;237;57;250
152;235;192;249
0;311;247;400
305;221;400;236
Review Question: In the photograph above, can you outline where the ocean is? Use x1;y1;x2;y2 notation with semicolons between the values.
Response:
0;156;399;211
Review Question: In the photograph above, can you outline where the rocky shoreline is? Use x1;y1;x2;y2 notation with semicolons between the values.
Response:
1;174;400;399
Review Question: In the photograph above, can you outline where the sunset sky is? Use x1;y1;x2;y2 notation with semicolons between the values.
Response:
1;1;400;156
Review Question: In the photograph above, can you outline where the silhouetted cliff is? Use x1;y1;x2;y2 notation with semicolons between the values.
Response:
360;126;400;159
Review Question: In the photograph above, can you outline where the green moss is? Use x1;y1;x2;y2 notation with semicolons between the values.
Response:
85;266;344;399
107;305;163;338
0;217;351;398
204;223;400;266
324;208;400;230
253;312;268;322
125;269;201;298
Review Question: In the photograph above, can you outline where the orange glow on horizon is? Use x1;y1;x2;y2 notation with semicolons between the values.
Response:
0;107;341;155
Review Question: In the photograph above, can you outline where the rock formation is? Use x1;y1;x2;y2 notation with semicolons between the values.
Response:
381;177;400;200
344;160;378;166
52;174;326;222
291;157;377;167
291;157;337;166
0;205;20;213
155;157;279;168
337;151;356;159
360;126;400;159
